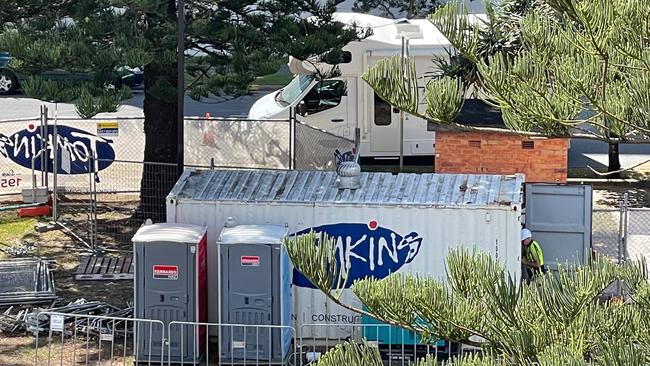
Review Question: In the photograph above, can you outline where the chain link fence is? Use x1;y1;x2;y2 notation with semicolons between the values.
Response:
592;209;623;262
592;194;650;265
294;120;356;170
185;117;291;169
53;158;178;252
626;208;650;264
0;106;356;251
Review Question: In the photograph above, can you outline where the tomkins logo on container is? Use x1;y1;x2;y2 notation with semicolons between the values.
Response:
0;124;115;174
291;221;423;289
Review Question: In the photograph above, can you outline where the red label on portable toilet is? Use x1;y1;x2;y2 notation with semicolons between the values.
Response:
240;256;260;267
153;265;179;280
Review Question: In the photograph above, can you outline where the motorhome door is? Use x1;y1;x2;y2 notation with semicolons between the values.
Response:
370;92;401;154
296;78;349;137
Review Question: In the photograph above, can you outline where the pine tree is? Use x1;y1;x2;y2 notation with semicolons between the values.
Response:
351;0;442;19
0;0;367;217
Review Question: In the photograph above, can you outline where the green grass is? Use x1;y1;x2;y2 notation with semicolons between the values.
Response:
254;72;293;86
0;212;37;259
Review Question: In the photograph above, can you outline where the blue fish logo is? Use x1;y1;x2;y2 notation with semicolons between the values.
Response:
291;221;423;288
0;124;115;174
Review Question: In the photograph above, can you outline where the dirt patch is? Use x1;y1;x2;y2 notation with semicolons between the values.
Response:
0;333;136;366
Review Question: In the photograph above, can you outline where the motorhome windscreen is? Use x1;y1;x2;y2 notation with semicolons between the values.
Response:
278;74;313;106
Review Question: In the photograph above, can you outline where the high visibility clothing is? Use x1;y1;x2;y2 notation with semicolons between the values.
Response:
524;240;544;267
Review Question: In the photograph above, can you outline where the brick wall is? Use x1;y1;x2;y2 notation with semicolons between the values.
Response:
435;131;569;183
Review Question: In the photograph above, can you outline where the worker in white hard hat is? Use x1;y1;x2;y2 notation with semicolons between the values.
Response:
521;228;546;280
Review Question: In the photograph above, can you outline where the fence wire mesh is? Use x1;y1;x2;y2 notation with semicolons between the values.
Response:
591;209;622;262
93;159;177;250
0;116;44;199
55;159;177;251
626;208;650;263
299;323;455;366
185;117;291;169
33;312;165;366
294;120;356;170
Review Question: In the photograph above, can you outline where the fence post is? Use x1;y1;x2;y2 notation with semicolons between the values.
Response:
622;192;629;263
289;107;296;170
354;127;361;163
88;157;97;252
52;104;58;222
39;105;47;187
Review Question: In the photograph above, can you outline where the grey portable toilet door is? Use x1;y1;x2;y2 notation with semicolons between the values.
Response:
227;244;273;360
140;243;190;359
525;184;593;269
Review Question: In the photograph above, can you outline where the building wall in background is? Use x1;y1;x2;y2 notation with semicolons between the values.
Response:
435;131;569;183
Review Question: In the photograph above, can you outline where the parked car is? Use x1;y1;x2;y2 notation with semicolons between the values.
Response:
0;51;144;95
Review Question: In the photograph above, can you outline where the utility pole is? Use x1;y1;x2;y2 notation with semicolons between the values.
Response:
399;35;410;172
177;0;186;177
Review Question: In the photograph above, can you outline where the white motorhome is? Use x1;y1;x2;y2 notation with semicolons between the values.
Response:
248;13;456;159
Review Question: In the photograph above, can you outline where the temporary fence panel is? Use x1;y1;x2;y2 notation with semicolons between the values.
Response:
0;116;47;199
592;208;622;261
167;321;297;366
185;117;291;169
299;323;449;366
33;311;165;366
167;169;524;339
293;121;356;171
93;159;178;249
0;258;56;306
625;208;650;264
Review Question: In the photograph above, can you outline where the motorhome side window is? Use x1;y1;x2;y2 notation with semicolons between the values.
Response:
374;93;391;126
301;80;346;114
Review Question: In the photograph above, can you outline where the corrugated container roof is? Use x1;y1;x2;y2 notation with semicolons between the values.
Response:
168;169;524;208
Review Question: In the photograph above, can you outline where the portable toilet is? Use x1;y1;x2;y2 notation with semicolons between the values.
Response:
217;224;292;364
133;222;208;364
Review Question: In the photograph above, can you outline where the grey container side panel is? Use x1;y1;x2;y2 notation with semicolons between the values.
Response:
525;184;593;268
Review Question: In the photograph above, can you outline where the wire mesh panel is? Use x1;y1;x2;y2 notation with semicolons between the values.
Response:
626;208;650;263
33;312;165;366
0;117;46;200
592;209;622;262
293;121;356;171
185;117;291;169
93;160;177;250
299;323;449;366
167;321;297;365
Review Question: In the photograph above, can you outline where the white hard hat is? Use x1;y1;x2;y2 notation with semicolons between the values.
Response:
521;228;532;241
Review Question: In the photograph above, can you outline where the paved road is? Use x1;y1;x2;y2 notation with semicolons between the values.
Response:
568;139;650;170
0;91;268;120
1;92;649;170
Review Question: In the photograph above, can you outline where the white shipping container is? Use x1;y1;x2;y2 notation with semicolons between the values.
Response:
166;169;524;339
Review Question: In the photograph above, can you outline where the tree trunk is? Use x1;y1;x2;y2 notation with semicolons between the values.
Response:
136;61;179;221
608;141;621;178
